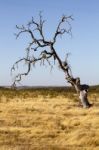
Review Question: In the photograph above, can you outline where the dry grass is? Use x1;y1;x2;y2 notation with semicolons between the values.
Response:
0;87;99;150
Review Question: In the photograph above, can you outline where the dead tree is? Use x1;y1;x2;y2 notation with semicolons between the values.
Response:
11;13;92;108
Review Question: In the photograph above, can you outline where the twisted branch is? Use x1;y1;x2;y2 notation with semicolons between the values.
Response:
11;13;77;88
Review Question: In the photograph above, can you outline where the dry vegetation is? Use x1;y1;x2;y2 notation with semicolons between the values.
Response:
0;86;99;150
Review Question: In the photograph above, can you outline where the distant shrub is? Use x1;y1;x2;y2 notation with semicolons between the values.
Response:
0;85;98;100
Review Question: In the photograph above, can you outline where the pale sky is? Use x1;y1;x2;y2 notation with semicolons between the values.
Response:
0;0;99;86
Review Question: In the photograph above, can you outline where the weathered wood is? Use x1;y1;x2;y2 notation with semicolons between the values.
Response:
79;88;90;108
74;82;91;108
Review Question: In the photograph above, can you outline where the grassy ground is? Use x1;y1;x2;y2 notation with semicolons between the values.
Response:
0;87;99;150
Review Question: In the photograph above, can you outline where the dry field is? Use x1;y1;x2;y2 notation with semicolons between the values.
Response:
0;87;99;150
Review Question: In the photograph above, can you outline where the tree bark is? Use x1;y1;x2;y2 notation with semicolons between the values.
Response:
79;90;90;108
74;83;91;108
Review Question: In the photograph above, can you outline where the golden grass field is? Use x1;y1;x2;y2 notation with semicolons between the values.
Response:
0;87;99;150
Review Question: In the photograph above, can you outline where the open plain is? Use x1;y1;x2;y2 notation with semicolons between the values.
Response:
0;87;99;150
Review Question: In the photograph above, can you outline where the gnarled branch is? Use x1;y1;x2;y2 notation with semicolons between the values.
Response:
11;13;75;87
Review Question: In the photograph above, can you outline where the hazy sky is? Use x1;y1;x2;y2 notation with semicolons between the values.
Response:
0;0;99;86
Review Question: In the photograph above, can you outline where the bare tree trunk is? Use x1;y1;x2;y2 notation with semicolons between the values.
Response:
66;77;91;108
74;83;91;108
79;90;90;108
